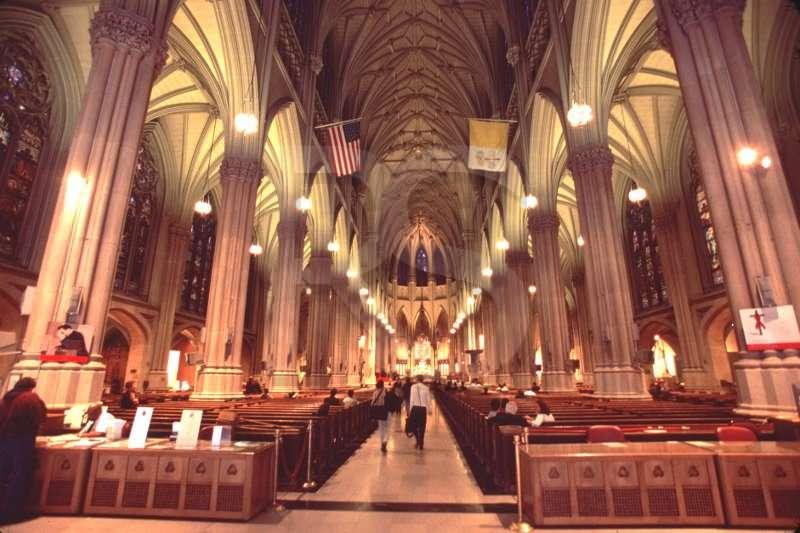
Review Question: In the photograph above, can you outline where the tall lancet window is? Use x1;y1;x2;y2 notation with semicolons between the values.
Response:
626;197;668;311
114;144;158;295
433;248;446;285
688;149;724;289
181;204;217;315
415;247;429;285
397;248;410;285
0;37;50;260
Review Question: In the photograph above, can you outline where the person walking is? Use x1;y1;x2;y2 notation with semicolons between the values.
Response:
0;377;47;524
401;377;412;415
408;375;431;450
370;380;390;453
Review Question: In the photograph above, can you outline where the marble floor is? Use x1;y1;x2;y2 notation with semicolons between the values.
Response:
5;399;792;532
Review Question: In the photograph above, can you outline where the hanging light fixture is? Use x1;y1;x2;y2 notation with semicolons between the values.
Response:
481;267;493;278
567;102;593;127
249;242;263;256
760;155;772;169
627;183;647;203
327;240;340;253
496;239;510;251
305;287;312;295
195;114;217;215
471;287;482;296
736;146;758;167
521;194;538;209
296;196;312;212
528;285;537;295
346;269;358;279
359;287;369;297
577;235;585;247
234;112;258;135
450;328;456;334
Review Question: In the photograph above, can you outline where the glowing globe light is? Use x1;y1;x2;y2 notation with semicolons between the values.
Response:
296;196;312;212
327;240;340;252
249;243;263;255
736;146;758;167
305;287;312;295
577;235;585;247
496;239;510;251
521;194;539;209
481;267;493;278
471;287;482;296
450;328;456;334
346;269;357;279
567;102;593;127
528;285;537;295
627;185;647;203
194;199;212;215
359;287;369;297
234;112;258;135
760;156;772;169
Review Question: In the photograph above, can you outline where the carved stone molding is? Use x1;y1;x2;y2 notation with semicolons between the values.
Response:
655;19;673;54
506;45;521;67
90;8;154;54
566;145;614;177
529;212;561;233
220;157;262;183
309;54;323;75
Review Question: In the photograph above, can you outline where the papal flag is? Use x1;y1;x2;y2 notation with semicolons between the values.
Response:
468;119;510;172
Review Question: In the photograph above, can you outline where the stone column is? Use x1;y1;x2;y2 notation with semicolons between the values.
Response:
506;251;534;388
147;223;192;389
192;158;260;399
304;254;334;388
530;213;576;392
346;294;362;386
652;204;714;389
328;277;349;386
491;275;513;385
567;146;648;398
268;218;306;392
572;273;595;386
657;0;800;419
9;6;168;407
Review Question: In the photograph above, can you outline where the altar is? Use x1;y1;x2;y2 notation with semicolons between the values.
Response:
411;336;435;376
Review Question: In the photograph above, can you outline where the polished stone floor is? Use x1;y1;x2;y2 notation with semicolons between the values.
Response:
6;399;789;532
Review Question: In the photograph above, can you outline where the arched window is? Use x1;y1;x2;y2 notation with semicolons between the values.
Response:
181;206;217;315
626;197;668;311
415;247;429;285
689;150;724;289
0;37;50;260
114;144;158;295
397;248;410;285
433;248;446;285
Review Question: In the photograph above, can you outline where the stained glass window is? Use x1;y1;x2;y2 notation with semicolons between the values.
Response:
114;144;158;295
0;37;50;260
689;149;724;289
433;248;446;285
626;197;668;311
181;206;217;315
397;248;410;285
415;247;429;285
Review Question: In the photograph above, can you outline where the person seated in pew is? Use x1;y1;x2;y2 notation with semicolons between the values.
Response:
324;388;342;407
491;400;528;427
342;389;357;408
119;381;139;409
244;377;262;395
530;398;556;427
486;398;502;420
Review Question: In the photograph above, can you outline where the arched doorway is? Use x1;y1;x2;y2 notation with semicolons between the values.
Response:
102;327;129;392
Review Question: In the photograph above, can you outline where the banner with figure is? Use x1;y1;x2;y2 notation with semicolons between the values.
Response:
738;305;800;351
468;119;509;172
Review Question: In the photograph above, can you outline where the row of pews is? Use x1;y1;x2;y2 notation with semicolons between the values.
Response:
435;389;774;494
106;390;376;490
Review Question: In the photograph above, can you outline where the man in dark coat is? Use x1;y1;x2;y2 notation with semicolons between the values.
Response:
0;377;47;523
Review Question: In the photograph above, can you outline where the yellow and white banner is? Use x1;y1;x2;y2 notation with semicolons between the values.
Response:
468;119;509;172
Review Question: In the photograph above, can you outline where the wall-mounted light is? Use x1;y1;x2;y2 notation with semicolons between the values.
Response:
296;196;312;212
346;269;358;279
359;287;369;297
481;267;493;278
528;285;537;295
567;102;593;127
327;241;340;252
472;287;482;296
521;194;538;209
194;197;212;216
234;112;258;135
577;235;585;247
249;243;263;256
496;239;510;251
627;184;647;203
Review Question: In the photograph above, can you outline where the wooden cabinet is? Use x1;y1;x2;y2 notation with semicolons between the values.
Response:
83;440;275;521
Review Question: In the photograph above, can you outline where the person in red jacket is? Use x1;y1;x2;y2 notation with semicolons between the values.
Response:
0;377;47;524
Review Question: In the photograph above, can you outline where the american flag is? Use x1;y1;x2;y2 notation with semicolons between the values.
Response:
321;120;361;177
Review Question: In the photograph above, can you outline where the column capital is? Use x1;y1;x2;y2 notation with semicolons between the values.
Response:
220;157;262;183
669;0;719;29
566;144;613;177
308;54;323;75
506;45;521;67
528;212;561;233
654;19;673;54
90;7;154;54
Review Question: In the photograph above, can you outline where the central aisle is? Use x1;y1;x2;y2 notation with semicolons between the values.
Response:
285;397;514;505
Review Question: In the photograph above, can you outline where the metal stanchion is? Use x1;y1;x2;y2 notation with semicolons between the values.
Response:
273;428;285;511
302;419;317;490
510;429;532;531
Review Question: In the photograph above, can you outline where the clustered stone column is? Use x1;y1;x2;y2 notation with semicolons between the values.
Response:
505;250;534;388
572;273;595;386
147;223;192;389
193;157;260;399
530;213;576;393
9;6;168;407
567;146;648;398
651;204;713;389
346;293;362;386
268;218;306;392
328;276;350;387
657;0;800;419
304;254;334;388
490;273;512;385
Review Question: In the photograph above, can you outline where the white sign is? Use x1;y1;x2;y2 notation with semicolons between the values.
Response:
211;425;232;448
739;305;800;351
175;409;203;449
128;406;153;448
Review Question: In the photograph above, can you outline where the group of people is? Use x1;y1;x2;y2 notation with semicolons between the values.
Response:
486;397;555;427
371;375;431;452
